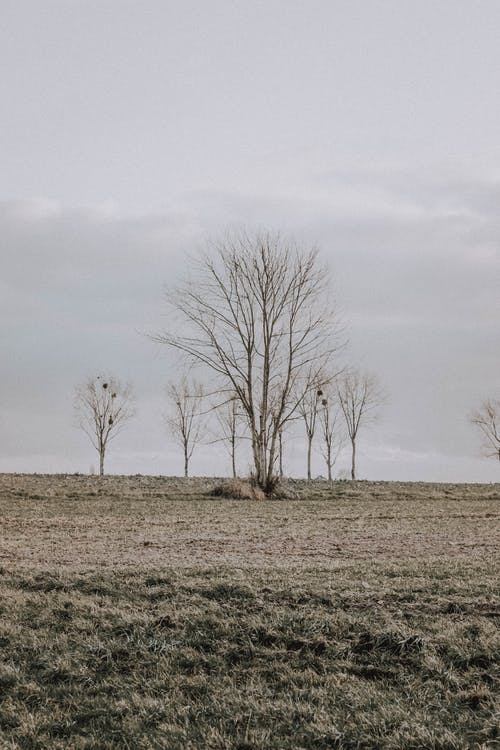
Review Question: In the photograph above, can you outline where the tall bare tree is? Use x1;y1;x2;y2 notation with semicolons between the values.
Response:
75;375;134;475
336;368;382;480
167;378;205;477
156;232;339;492
470;398;500;462
319;393;343;481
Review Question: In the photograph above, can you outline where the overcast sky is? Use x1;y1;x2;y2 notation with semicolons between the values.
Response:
1;0;499;480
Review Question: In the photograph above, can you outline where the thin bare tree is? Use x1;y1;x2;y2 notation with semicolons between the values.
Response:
470;398;500;462
275;417;291;480
156;232;339;492
167;378;205;477
298;379;325;480
75;375;134;475
336;368;382;480
319;393;343;481
214;393;243;478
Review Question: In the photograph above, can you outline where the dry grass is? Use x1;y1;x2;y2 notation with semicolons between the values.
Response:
0;474;498;749
210;478;266;501
0;474;498;569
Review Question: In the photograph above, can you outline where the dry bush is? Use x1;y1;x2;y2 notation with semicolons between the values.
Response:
270;481;301;500
210;478;265;501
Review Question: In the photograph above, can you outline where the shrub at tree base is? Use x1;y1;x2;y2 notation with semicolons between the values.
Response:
210;478;266;501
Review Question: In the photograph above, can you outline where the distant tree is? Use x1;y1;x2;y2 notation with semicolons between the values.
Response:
156;232;339;492
274;418;292;480
336;368;383;480
75;375;134;476
470;398;500;462
319;393;343;481
298;377;326;480
167;378;205;477
214;393;243;478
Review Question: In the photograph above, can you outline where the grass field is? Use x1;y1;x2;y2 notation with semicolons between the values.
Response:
0;474;498;749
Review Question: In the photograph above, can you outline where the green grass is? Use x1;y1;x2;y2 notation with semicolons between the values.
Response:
0;475;498;748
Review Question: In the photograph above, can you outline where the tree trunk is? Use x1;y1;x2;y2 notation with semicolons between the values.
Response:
252;419;266;488
255;444;265;487
266;438;278;492
326;445;332;482
307;435;312;480
99;448;104;476
184;446;188;478
231;436;236;478
259;415;267;487
279;431;283;479
351;438;356;480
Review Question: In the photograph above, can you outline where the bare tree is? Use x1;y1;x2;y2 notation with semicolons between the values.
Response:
167;378;205;477
275;417;291;480
75;375;134;475
336;368;382;480
319;393;343;481
214;393;243;478
470;399;500;462
156;232;339;492
298;378;325;480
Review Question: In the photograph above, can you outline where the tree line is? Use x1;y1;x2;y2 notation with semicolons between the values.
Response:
74;232;498;487
74;364;382;482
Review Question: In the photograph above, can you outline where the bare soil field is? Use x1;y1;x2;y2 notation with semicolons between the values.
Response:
0;474;498;749
0;474;499;569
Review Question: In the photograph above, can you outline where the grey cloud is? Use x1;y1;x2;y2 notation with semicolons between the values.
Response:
2;1;500;481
